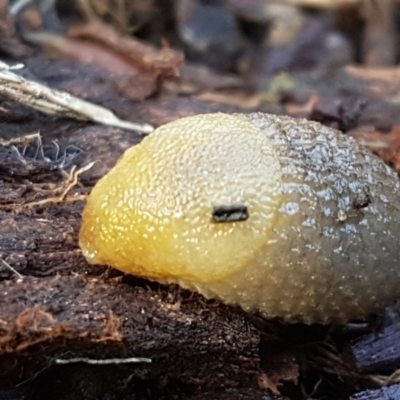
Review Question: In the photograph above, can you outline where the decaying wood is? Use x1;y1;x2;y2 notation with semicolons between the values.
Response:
0;275;260;388
361;0;396;66
349;322;400;375
279;0;400;8
190;388;288;400
68;23;184;78
350;382;400;400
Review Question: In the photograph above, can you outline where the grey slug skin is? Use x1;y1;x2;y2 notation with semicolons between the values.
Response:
207;112;400;324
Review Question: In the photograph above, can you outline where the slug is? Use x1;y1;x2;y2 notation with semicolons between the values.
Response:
79;113;400;324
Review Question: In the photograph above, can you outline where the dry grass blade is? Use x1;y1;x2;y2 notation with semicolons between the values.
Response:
0;259;23;278
21;162;96;208
54;356;152;365
0;132;40;147
0;61;154;134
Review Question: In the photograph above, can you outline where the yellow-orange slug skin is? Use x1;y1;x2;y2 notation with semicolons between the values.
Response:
79;113;400;324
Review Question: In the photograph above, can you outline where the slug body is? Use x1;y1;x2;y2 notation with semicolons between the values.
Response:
79;113;400;324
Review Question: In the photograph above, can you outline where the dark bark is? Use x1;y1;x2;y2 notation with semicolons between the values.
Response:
349;322;400;374
350;382;400;400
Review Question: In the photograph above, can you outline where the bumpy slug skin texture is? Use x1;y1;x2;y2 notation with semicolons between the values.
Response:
80;112;400;324
80;114;282;281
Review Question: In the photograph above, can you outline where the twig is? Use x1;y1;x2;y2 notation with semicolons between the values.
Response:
77;0;101;21
19;194;88;209
0;132;40;147
0;61;154;134
0;161;95;210
22;162;96;208
54;356;152;365
369;367;400;386
59;162;95;199
0;258;23;278
362;0;396;66
9;0;32;16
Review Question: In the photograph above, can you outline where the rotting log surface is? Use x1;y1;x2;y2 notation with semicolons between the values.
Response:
344;314;400;399
349;322;400;374
350;382;400;400
0;276;260;393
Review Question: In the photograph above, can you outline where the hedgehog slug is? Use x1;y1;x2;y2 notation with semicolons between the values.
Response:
79;113;400;324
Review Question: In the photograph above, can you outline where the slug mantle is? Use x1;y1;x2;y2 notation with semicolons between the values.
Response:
79;113;400;324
